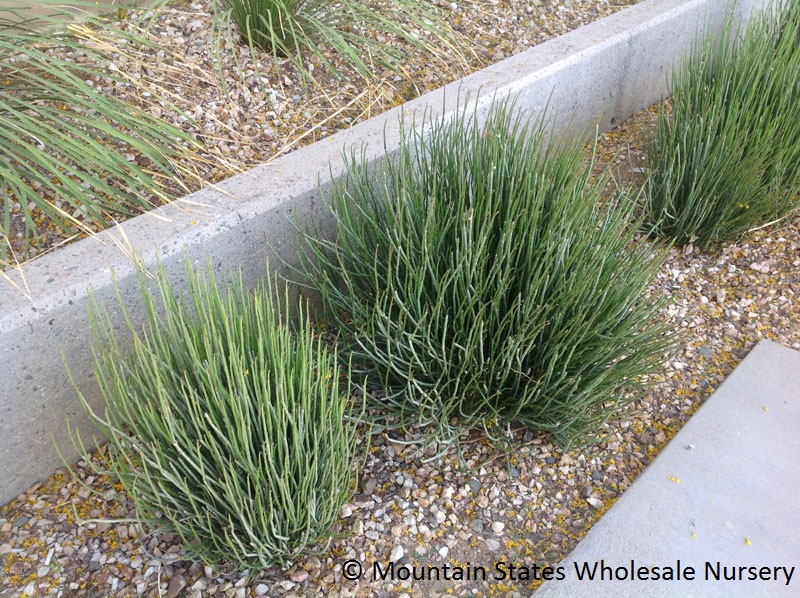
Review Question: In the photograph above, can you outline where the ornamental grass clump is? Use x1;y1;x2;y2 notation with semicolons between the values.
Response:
73;262;361;570
216;0;466;82
300;100;673;448
642;1;800;248
0;2;215;266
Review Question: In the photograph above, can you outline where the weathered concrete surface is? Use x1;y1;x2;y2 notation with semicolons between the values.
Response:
0;0;774;504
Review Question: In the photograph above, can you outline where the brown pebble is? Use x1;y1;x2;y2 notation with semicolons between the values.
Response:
289;568;309;583
166;574;187;598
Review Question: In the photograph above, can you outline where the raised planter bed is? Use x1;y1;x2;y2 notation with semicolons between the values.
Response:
0;0;772;510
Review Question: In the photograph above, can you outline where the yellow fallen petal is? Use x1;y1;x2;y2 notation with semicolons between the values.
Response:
745;538;752;546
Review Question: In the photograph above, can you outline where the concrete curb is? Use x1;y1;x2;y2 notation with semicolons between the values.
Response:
0;0;771;504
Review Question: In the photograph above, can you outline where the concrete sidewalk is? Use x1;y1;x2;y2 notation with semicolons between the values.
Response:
536;339;800;597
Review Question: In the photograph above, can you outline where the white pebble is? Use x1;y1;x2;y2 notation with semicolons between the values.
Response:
390;544;404;562
587;497;604;509
492;521;505;534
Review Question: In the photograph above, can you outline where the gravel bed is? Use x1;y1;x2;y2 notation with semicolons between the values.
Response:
3;1;800;597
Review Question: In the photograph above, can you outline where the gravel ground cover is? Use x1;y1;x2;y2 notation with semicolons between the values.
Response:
3;1;800;597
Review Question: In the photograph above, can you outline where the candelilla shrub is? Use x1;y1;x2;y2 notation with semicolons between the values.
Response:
216;0;466;82
72;261;361;570
300;100;673;448
642;1;800;248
